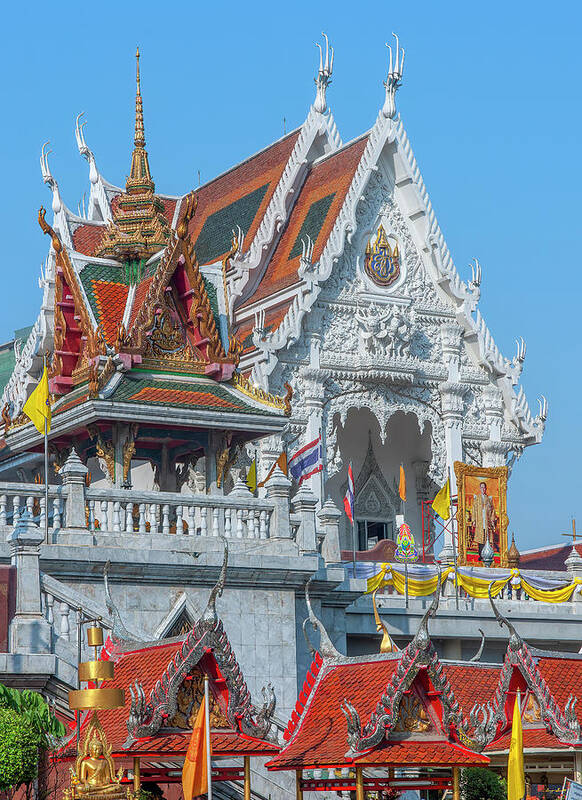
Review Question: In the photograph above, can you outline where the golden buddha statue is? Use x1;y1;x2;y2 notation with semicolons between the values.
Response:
66;714;131;800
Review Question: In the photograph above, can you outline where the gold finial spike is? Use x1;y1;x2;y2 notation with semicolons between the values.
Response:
134;47;145;148
372;588;396;654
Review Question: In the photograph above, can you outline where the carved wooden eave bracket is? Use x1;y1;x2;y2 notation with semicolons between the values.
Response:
38;207;106;395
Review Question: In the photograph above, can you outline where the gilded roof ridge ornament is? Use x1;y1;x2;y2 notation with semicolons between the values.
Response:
304;578;342;660
95;49;170;261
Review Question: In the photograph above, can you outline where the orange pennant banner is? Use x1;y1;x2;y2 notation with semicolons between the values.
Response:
182;693;208;800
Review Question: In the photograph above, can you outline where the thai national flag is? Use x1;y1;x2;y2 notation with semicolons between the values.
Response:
344;462;355;523
289;435;322;485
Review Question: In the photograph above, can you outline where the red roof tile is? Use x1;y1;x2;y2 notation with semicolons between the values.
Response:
443;664;501;712
536;656;582;707
488;728;569;751
360;739;489;766
73;223;107;256
269;657;400;769
241;137;368;309
120;730;278;757
91;280;129;344
520;545;581;571
128;386;242;410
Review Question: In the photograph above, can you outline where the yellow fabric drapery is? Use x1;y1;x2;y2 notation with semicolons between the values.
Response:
365;564;582;604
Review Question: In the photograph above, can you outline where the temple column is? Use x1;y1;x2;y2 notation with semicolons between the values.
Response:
295;770;303;800
301;307;326;509
574;750;582;782
355;766;364;800
265;467;292;540
452;767;460;800
439;382;463;564
244;756;251;800
133;758;140;793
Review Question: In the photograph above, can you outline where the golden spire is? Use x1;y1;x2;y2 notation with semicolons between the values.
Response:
95;49;170;262
135;47;145;148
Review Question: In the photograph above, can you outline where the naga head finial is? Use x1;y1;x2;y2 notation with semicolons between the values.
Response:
488;583;522;651
411;565;441;652
40;142;64;215
202;538;229;626
305;578;342;660
382;33;405;119
313;32;334;114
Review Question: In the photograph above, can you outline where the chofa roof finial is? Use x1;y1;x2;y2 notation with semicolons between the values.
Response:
202;538;229;626
305;578;342;659
411;565;441;651
75;113;99;187
488;583;522;651
382;32;405;119
40;142;63;215
313;32;334;114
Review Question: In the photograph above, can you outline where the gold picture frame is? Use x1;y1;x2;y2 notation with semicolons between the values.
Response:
454;462;509;567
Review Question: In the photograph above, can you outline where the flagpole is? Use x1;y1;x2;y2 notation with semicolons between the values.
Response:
448;467;458;610
352;517;357;578
204;675;212;800
44;402;49;546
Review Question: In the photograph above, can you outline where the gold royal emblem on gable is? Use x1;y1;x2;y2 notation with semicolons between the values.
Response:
364;225;400;287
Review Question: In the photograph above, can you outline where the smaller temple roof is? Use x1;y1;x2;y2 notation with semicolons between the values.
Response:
268;583;582;775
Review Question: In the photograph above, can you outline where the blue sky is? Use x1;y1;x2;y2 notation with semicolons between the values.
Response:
1;0;579;551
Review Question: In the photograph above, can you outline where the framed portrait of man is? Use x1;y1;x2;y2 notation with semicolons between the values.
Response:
453;462;509;567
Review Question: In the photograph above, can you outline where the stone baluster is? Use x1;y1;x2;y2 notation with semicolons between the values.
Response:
60;449;88;531
87;500;96;531
236;508;243;538
200;507;207;537
247;510;256;539
259;509;268;539
149;504;158;535
212;507;220;537
112;501;121;532
176;505;184;535
0;495;6;526
187;504;196;535
100;500;109;531
138;504;146;534
26;495;34;520
45;592;54;625
13;496;21;526
125;503;133;533
53;498;62;529
8;513;51;653
60;602;71;641
39;495;46;532
162;505;170;535
265;467;292;540
224;507;232;538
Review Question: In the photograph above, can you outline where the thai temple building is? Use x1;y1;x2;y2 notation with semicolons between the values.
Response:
0;34;580;800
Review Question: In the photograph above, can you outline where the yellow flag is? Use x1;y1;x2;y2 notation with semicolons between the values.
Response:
431;479;451;520
182;693;208;800
246;459;257;493
507;689;525;800
399;465;406;502
23;364;51;434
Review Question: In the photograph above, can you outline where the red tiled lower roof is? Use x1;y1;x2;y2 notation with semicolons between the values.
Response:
268;658;399;769
120;730;278;757
358;739;489;766
520;545;580;571
240;136;368;309
444;663;501;712
536;656;582;708
487;728;573;752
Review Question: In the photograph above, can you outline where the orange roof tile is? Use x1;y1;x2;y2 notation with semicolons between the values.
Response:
241;136;368;309
128;386;241;410
91;280;129;344
187;132;300;266
73;223;107;256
